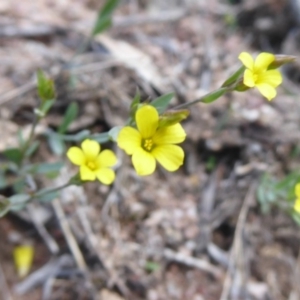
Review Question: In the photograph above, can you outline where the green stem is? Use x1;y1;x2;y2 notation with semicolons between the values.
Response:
26;181;73;204
20;116;40;163
173;87;232;110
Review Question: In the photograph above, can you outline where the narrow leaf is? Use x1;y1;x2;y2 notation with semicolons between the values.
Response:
151;93;174;114
58;102;79;134
40;99;55;115
89;132;110;143
26;162;64;175
0;198;10;217
38;190;59;202
221;66;245;87
202;88;227;104
3;148;23;165
92;0;120;36
25;141;40;158
108;126;122;142
48;134;65;156
9;194;30;211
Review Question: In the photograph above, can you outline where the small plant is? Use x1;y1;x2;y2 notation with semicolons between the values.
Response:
0;51;294;218
0;0;298;279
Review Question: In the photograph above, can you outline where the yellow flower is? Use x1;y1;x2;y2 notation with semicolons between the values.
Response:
239;52;282;101
67;139;116;184
13;245;34;278
294;183;300;213
117;105;186;176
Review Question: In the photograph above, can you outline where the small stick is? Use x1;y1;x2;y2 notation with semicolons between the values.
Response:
163;248;223;279
27;204;59;254
52;198;87;271
220;183;256;300
0;261;13;300
0;80;35;106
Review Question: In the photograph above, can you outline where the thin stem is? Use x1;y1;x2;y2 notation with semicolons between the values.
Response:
26;181;74;204
21;116;40;162
173;87;231;110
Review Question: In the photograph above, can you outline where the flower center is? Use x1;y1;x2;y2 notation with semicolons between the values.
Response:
253;73;258;83
87;161;96;170
142;138;154;152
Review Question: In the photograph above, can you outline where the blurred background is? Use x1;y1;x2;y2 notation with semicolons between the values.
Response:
1;0;300;299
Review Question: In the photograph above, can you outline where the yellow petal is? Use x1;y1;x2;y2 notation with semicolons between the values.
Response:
96;150;117;168
153;123;186;145
13;245;34;278
295;183;300;198
117;127;141;155
81;139;100;160
256;83;277;100
238;52;254;70
294;198;300;213
256;69;282;87
243;69;255;87
67;147;85;166
80;165;96;181
136;105;158;139
152;145;184;172
254;52;275;72
96;168;115;185
132;147;156;176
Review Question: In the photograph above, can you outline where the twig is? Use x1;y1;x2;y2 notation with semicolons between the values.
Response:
0;80;36;106
14;255;73;295
113;9;188;27
76;201;129;296
0;261;13;300
0;24;59;38
27;204;59;254
289;246;300;300
196;167;223;252
163;248;223;278
220;182;256;300
52;198;87;271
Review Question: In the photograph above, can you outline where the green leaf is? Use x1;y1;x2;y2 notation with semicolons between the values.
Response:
9;194;30;211
52;130;90;142
0;197;10;218
257;174;276;213
25;141;40;158
144;261;160;272
158;109;189;128
0;171;7;189
58;102;79;134
40;99;56;115
108;126;122;142
38;190;59;202
0;198;10;217
151;93;174;114
48;134;65;156
202;88;227;104
92;0;120;35
89;132;110;143
3;148;23;165
93;17;112;36
26;162;64;175
13;179;26;194
292;211;300;226
17;130;25;148
131;88;141;109
221;66;245;88
37;70;55;102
